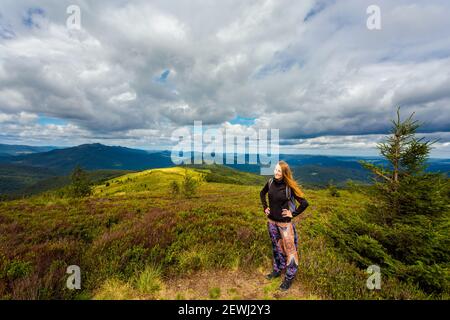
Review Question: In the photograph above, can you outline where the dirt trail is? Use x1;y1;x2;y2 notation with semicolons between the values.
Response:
154;268;320;300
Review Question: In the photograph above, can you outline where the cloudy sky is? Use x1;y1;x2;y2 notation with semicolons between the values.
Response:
1;0;450;157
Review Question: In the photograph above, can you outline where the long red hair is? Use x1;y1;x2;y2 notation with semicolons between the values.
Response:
278;160;305;198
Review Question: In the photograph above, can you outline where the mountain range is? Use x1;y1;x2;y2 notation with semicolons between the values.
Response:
0;143;448;197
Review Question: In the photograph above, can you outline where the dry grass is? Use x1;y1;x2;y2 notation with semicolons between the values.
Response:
92;268;321;300
153;268;321;300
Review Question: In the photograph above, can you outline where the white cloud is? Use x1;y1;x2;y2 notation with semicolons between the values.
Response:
0;0;449;157
109;91;137;104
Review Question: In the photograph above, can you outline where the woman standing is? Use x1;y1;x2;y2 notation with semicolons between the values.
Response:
260;160;309;291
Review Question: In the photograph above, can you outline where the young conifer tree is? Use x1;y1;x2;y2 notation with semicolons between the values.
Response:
358;107;446;222
70;165;92;198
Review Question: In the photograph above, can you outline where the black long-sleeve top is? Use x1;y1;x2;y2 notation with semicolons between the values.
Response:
260;177;309;222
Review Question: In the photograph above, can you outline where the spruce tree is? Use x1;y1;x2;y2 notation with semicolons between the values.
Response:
359;107;444;222
356;107;450;294
70;165;92;198
169;180;180;198
182;169;197;199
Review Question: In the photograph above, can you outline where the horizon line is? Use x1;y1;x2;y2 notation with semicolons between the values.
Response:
1;142;449;160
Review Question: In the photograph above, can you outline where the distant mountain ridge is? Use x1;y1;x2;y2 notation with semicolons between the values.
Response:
0;143;61;155
0;143;448;196
0;143;174;175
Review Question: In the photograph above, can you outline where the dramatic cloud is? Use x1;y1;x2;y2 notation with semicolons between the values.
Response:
0;0;449;157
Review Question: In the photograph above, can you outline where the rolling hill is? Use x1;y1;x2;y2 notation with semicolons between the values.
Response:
0;143;175;197
0;143;448;197
0;144;60;156
1;164;441;300
0;164;58;196
2;143;174;175
0;162;135;199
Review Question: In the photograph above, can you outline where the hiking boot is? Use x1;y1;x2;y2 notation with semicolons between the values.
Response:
265;271;281;280
279;278;293;291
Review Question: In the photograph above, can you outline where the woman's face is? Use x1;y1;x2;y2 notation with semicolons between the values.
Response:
274;164;283;179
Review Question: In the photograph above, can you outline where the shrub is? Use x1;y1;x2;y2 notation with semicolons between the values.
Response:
5;260;33;280
327;180;340;197
182;171;197;199
93;278;136;300
345;179;360;193
209;287;221;299
69;165;92;198
134;264;163;295
169;181;180;198
341;108;450;296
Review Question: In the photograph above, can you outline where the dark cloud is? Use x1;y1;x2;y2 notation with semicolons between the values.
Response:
0;0;449;157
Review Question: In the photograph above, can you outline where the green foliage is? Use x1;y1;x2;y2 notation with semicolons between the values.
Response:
0;159;447;300
0;166;132;199
185;164;266;185
345;179;361;193
358;107;442;218
93;278;136;300
169;180;180;198
4;260;33;280
181;170;198;199
134;264;162;295
0;164;56;197
164;206;268;275
291;163;374;189
327;180;340;197
296;233;427;299
330;108;450;296
209;287;221;299
69;165;92;198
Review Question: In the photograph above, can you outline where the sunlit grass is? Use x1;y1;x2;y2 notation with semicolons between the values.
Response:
0;164;439;300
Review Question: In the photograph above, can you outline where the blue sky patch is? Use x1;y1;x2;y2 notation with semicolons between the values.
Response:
38;115;68;126
230;116;256;126
154;69;171;84
22;7;45;28
0;23;15;39
304;1;332;22
253;51;302;79
0;12;15;39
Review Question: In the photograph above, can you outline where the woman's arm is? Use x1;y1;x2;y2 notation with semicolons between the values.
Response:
260;181;269;210
292;193;309;217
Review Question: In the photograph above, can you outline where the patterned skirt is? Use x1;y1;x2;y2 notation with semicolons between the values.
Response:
267;218;299;280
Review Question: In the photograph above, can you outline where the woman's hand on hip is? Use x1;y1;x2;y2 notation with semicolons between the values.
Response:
282;209;293;218
264;208;270;216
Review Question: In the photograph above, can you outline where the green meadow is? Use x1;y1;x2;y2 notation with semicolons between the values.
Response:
0;165;448;300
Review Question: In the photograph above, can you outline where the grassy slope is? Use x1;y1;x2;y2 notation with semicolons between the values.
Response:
0;165;428;300
0;164;57;196
0;166;135;198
